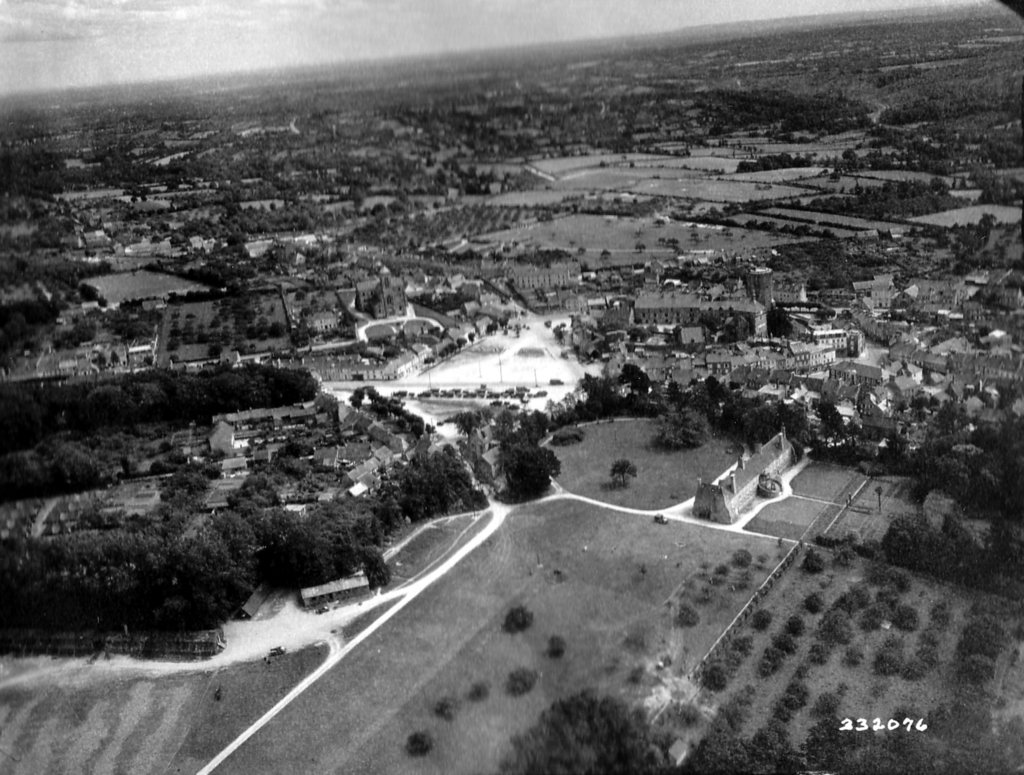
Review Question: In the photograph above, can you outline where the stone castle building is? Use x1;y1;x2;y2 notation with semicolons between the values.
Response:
693;429;794;524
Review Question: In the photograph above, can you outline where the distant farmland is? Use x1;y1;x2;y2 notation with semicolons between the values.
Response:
909;204;1022;227
83;271;212;306
475;213;804;256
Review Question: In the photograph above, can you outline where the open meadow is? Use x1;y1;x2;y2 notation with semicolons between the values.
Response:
206;499;784;775
552;419;738;510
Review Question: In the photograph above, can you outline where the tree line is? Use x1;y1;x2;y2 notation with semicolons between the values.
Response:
0;363;319;456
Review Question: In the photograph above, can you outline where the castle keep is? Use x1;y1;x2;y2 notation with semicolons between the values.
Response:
693;429;794;524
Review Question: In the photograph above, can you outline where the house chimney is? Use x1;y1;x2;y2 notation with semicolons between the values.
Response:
738;454;745;470
730;472;737;493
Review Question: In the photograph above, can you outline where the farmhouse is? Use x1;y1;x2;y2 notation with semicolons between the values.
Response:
300;572;370;608
693;429;795;524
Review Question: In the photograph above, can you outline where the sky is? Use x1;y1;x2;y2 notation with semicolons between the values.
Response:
0;0;994;97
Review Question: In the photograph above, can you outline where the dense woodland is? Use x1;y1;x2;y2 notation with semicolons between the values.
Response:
0;365;485;631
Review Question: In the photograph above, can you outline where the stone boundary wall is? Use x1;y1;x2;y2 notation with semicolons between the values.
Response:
691;541;803;686
0;627;225;661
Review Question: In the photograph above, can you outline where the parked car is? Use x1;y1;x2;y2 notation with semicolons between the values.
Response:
653;514;669;525
269;646;286;657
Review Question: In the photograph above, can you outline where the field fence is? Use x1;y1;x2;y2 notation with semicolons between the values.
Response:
690;540;803;687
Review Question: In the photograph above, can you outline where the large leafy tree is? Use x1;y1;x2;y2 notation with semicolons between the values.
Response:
499;691;660;775
610;458;637;488
503;442;560;501
654;408;709;449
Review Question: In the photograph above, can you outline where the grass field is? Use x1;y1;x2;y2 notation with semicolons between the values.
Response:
745;497;834;541
0;645;327;775
207;499;783;775
389;513;485;584
909;204;1022;227
84;270;210;306
790;463;867;503
476;213;802;256
553;420;738;510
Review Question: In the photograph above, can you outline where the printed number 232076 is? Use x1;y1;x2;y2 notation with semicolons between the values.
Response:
840;718;928;732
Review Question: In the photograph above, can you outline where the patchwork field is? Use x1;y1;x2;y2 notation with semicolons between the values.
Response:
745;463;869;541
0;646;327;775
909;204;1022;227
206;500;784;775
553;419;738;510
476;213;803;257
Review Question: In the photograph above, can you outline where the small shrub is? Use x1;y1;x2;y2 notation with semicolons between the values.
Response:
503;605;534;634
803;549;826;574
931;601;952;627
893;605;920;632
733;634;754;656
809;642;832;665
838;584;872;613
759;646;785;677
859;604;886;632
805;593;825;614
678;703;702;727
819;610;854;645
466;681;490;702
675;601;700;626
874;636;905;677
876;587;901;609
434;696;459;721
786;616;805;637
550;426;585;446
506;667;539;696
406;731;433;757
901;657;927;681
772;701;795;723
714;563;730;576
773;632;799;655
757;554;769;566
794;662;810;680
736;569;753;590
547;635;566;658
961;654;996;685
703;663;728;691
917;642;940;668
782;680;810;710
813;691;841;718
889;569;911;593
752;609;773;631
843;645;865;667
627;665;645;685
732;549;753;568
